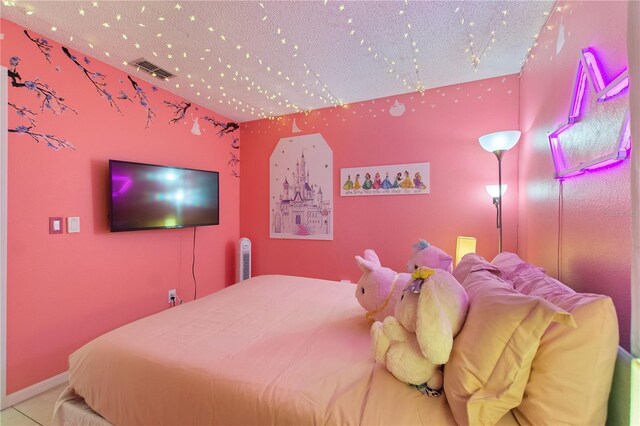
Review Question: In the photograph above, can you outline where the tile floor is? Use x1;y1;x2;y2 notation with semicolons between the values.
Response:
0;383;67;426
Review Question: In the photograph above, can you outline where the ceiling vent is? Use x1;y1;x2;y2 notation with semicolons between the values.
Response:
130;58;176;80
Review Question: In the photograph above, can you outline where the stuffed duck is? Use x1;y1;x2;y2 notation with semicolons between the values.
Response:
407;239;453;273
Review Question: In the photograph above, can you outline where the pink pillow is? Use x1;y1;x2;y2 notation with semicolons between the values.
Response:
452;253;492;284
491;251;550;282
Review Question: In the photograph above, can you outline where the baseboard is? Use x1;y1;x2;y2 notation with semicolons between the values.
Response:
3;371;68;409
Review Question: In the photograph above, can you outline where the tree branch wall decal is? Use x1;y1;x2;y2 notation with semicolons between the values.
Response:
9;125;75;151
7;56;76;150
8;56;77;115
127;75;156;128
24;30;52;63
202;115;240;137
62;46;121;113
164;100;191;124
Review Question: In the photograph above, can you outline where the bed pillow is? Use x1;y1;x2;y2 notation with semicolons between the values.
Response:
491;252;537;281
444;265;575;426
452;253;492;284
510;266;619;426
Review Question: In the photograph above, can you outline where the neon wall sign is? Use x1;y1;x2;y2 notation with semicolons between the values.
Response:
548;47;631;179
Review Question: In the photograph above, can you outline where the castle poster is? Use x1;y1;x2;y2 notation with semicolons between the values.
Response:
270;134;333;240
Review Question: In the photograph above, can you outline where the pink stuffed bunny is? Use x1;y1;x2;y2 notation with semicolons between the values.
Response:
355;250;411;323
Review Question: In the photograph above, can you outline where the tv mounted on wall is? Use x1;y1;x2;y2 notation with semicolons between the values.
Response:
109;160;220;232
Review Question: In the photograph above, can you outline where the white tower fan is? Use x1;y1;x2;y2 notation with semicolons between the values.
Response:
237;237;252;282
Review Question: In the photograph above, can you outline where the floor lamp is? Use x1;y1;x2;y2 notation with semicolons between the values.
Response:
479;130;520;253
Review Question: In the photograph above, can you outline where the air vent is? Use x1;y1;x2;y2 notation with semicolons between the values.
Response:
130;58;176;80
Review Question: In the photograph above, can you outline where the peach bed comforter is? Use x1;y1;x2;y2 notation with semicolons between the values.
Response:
63;275;514;425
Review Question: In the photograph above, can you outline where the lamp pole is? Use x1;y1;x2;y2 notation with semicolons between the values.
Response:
478;130;520;255
495;150;505;253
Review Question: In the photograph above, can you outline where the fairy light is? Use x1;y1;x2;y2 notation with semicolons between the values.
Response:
165;6;309;115
522;3;563;67
258;2;343;108
339;2;404;92
456;3;505;71
11;2;279;120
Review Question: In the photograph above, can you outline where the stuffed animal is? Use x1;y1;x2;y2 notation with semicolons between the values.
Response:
407;240;453;273
371;267;469;395
355;249;411;323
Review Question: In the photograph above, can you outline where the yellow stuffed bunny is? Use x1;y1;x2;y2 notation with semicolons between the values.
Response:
371;267;469;395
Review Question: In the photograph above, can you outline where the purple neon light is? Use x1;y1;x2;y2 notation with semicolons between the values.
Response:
112;175;132;196
549;47;631;179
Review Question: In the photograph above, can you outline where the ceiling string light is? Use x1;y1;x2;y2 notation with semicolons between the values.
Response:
332;1;425;94
200;8;332;116
336;3;405;91
189;8;315;116
108;1;271;117
200;27;304;117
522;4;568;66
455;2;507;71
258;1;344;109
7;1;268;118
398;0;425;93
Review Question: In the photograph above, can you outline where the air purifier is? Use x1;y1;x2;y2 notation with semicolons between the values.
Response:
237;237;251;282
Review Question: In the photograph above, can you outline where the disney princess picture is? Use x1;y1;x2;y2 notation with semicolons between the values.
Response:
340;162;429;197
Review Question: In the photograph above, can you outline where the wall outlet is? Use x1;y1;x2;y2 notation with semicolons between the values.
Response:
168;289;177;304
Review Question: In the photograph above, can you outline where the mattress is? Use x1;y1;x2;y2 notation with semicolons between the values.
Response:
58;275;518;425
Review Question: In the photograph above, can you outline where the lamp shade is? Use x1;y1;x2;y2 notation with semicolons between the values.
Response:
478;130;521;153
455;236;477;266
486;184;507;198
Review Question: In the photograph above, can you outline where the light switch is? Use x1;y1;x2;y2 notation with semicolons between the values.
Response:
49;217;63;234
67;216;80;233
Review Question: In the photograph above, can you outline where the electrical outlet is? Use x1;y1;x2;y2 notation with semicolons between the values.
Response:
168;289;177;304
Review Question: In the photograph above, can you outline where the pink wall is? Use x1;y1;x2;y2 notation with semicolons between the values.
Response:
240;76;520;283
2;19;240;393
518;1;630;350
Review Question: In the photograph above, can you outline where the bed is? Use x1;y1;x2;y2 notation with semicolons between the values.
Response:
52;254;621;426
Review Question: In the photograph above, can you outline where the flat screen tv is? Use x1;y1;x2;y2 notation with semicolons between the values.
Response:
109;160;219;232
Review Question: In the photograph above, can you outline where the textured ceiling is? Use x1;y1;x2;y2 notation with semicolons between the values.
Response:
1;0;554;123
